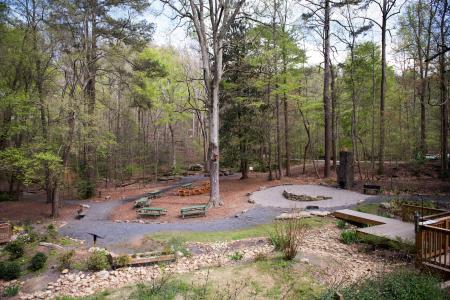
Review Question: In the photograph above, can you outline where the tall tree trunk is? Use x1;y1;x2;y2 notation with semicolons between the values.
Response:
378;1;387;175
323;0;332;177
330;63;337;170
439;0;449;176
276;94;282;179
169;124;176;169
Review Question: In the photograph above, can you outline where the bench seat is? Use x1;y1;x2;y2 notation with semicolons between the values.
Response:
138;207;167;217
180;205;207;218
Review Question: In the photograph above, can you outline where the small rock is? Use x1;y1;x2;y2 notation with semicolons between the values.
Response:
300;258;310;264
248;199;255;204
310;210;331;217
96;270;109;280
61;269;69;274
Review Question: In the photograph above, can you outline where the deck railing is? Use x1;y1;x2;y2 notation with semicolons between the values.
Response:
416;215;450;272
401;204;447;222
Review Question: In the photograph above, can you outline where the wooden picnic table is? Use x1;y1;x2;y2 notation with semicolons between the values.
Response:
138;207;167;217
134;197;150;208
147;190;162;198
180;205;208;218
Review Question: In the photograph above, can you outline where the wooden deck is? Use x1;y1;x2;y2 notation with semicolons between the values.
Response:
334;209;415;242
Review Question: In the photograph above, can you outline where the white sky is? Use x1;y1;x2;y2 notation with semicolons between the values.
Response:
147;1;403;68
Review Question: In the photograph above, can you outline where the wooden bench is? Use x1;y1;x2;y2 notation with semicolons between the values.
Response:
134;197;151;208
147;190;162;199
180;183;193;189
363;184;381;195
138;207;167;217
180;205;208;218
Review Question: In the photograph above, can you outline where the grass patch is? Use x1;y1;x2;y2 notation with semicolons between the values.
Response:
319;268;446;300
55;290;110;300
340;230;359;245
146;217;330;243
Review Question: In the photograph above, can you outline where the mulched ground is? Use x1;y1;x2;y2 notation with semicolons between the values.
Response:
108;173;321;223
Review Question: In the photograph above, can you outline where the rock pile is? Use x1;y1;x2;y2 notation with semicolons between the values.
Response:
17;239;273;299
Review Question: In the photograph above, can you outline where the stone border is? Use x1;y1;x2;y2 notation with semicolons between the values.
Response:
282;190;332;201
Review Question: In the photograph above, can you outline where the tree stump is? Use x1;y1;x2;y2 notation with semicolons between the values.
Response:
337;151;354;189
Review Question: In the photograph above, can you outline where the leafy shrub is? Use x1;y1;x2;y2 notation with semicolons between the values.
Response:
254;252;267;262
4;240;25;259
30;252;47;271
319;269;446;300
168;237;191;257
2;284;20;297
58;250;75;271
77;179;95;199
0;192;15;202
87;250;110;271
229;251;243;261
269;219;309;260
340;230;359;245
336;220;347;229
0;261;21;280
114;255;131;268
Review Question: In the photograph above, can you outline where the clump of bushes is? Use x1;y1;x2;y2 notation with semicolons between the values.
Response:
269;219;309;260
114;255;131;268
58;250;75;271
340;230;359;244
77;179;95;199
336;220;347;229
319;269;446;300
4;240;25;259
229;251;243;261
30;252;47;271
2;284;20;297
0;261;21;280
87;250;110;271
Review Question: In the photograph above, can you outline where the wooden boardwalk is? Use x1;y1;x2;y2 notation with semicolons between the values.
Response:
334;209;415;242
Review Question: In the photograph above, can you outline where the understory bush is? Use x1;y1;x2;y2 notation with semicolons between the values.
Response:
77;179;95;199
4;240;25;259
229;251;243;261
340;230;359;245
30;252;47;271
113;255;131;268
319;269;446;300
336;220;347;229
269;219;309;260
58;250;75;271
2;284;20;297
87;250;110;271
0;261;21;280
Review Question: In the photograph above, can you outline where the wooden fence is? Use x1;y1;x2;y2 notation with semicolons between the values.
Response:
416;215;450;272
0;223;11;244
401;204;447;222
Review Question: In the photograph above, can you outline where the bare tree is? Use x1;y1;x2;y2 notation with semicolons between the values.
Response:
161;0;245;206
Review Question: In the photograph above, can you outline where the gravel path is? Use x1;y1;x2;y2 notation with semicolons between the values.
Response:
250;184;375;209
59;175;283;247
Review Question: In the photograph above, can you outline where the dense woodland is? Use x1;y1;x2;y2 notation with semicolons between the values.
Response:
0;0;449;216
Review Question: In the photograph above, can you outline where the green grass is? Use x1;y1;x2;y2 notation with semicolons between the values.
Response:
319;268;446;300
55;290;110;300
146;217;330;243
355;203;382;215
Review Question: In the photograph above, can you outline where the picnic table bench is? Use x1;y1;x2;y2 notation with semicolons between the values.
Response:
180;205;208;218
363;184;381;195
180;183;193;189
147;190;162;199
138;207;167;217
134;197;151;208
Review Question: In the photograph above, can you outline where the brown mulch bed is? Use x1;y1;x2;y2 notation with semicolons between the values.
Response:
0;200;78;223
108;173;321;223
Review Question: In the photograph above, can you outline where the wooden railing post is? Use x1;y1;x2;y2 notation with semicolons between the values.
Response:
415;224;422;268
